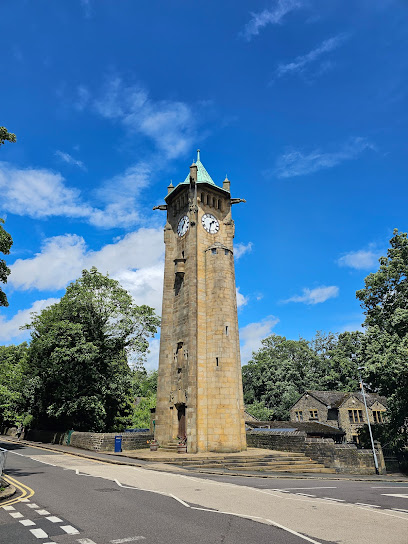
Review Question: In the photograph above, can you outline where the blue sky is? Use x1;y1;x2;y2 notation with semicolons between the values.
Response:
1;1;407;369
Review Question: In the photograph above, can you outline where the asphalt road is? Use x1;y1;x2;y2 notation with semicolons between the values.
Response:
1;440;407;544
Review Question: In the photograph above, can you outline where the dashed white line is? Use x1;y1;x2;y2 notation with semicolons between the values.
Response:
355;503;381;508
20;498;30;502
20;519;36;526
382;493;408;499
28;503;40;509
322;497;345;502
391;508;408;513
110;537;146;543
9;512;24;518
3;505;16;511
276;486;337;491
60;525;80;535
77;539;98;544
46;516;63;523
295;493;316;498
35;509;51;515
30;528;49;539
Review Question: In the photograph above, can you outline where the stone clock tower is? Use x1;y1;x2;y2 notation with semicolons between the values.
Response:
154;151;247;453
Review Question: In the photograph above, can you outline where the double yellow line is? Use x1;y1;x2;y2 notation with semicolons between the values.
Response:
1;474;35;507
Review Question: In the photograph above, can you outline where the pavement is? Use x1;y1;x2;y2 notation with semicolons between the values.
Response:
2;435;407;482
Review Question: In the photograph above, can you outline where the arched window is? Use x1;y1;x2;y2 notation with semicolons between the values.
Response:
218;199;222;210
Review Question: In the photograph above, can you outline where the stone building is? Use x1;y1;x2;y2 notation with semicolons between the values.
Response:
290;390;387;443
153;151;247;453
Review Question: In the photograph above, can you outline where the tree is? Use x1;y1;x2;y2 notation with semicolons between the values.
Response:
357;230;408;447
25;268;160;432
0;343;28;428
0;126;16;146
242;334;322;420
0;218;13;306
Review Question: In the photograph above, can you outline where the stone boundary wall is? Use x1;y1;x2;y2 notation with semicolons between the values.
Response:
247;431;386;474
3;428;153;452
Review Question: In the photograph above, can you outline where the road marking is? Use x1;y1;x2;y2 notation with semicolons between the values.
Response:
36;509;51;515
21;498;30;502
391;508;408;513
355;503;381;508
1;474;34;507
61;525;80;535
77;539;98;544
46;516;63;523
322;497;345;502
296;493;315;497
168;493;191;507
30;528;49;539
372;486;408;489
3;505;16;510
265;518;322;544
20;519;36;526
276;487;337;491
9;512;24;518
110;537;146;543
28;503;40;508
382;494;408;499
114;479;139;490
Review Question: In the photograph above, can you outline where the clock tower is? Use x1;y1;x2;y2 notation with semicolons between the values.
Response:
154;151;247;453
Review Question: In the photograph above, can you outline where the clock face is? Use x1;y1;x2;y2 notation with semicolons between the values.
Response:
177;215;190;237
202;213;219;234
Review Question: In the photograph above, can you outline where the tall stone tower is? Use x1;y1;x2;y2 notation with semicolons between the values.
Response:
154;151;247;453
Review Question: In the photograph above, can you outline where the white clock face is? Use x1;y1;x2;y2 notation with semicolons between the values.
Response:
177;215;190;237
202;213;219;234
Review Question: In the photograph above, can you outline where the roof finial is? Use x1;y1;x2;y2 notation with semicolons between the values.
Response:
197;149;201;162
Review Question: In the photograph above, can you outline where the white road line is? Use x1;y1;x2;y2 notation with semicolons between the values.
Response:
355;503;381;508
60;525;80;535
77;539;98;544
391;508;408;513
20;519;36;526
21;498;30;502
322;497;345;502
372;486;408;489
265;519;322;544
46;516;63;523
35;509;51;515
296;493;316;498
3;505;16;510
114;479;139;490
168;493;191;507
9;512;24;518
382;494;408;499
110;537;146;543
30;528;49;539
276;487;337;491
28;503;40;509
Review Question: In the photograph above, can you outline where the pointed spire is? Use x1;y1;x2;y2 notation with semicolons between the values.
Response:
197;149;201;162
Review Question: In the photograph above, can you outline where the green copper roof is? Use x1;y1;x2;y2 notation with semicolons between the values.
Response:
182;149;215;186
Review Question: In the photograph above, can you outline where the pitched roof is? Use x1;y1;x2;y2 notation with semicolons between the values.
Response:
300;390;387;409
247;420;345;436
182;150;215;185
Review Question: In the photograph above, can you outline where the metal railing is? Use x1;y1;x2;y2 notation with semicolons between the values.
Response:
0;447;7;477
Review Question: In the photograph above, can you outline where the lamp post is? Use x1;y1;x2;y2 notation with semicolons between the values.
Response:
358;366;380;475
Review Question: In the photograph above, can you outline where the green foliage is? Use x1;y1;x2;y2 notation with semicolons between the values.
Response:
25;268;160;432
242;332;361;421
357;230;408;447
0;126;16;146
130;369;158;429
131;395;156;429
0;343;28;427
0;218;13;307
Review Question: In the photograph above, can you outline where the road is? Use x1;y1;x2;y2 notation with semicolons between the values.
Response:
1;439;407;544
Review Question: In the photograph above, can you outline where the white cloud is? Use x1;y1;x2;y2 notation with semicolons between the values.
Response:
275;34;348;78
240;316;279;364
236;287;248;308
241;0;303;41
9;228;165;310
337;249;382;270
55;150;86;170
94;78;197;159
0;160;152;229
0;298;59;342
275;137;375;178
143;336;161;372
234;242;253;259
0;162;93;220
283;285;339;305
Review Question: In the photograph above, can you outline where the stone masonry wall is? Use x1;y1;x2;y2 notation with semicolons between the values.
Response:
23;429;153;452
247;432;386;474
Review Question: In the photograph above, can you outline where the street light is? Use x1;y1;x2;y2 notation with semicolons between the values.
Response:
358;366;380;475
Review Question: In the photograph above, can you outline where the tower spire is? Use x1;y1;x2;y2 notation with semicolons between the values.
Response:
197;149;201;162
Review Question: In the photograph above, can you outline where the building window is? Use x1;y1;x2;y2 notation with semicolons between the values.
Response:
352;434;360;445
295;410;303;422
373;410;384;423
211;248;217;254
201;192;204;203
224;249;229;255
348;409;363;423
309;410;318;420
218;199;222;210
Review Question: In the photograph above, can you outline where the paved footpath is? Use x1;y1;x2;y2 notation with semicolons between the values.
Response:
1;437;408;544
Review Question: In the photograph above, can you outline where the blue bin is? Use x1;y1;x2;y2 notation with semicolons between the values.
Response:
114;435;122;453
